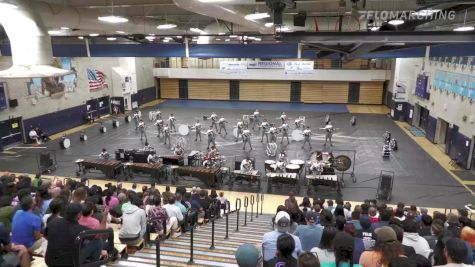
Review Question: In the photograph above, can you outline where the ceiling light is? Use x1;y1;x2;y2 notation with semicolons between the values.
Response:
163;39;170;43
215;38;221;41
229;34;238;38
98;15;128;24
0;3;17;9
190;28;207;34
157;24;177;29
388;19;404;26
245;12;270;21
116;31;125;34
145;36;156;41
411;9;441;17
276;26;292;32
47;30;62;35
164;37;172;40
265;22;274;28
370;26;380;31
198;0;232;2
176;36;183;38
107;37;117;41
253;37;261;41
454;25;474;31
60;27;70;30
89;33;99;37
225;39;230;42
78;36;84;40
218;32;226;35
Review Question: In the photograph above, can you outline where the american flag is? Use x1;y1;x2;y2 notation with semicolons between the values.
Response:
87;68;108;91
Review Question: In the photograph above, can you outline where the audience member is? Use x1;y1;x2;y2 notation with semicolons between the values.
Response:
11;196;43;252
119;195;146;245
389;224;416;259
0;195;14;232
344;223;365;263
0;223;30;267
265;234;298;267
419;214;433;236
263;211;302;263
235;244;261;267
311;226;337;263
388;256;417;267
436;238;472;267
298;252;320;267
402;220;431;258
360;216;375;250
413;254;432;267
359;226;402;267
294;211;323;251
322;232;363;267
371;208;391;231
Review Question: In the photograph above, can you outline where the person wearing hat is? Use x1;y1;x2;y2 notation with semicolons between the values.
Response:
262;211;302;262
359;226;403;267
45;203;105;267
293;211;323;251
235;244;262;267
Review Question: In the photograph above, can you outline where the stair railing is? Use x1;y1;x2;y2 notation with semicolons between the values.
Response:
225;200;231;239
235;198;242;232
250;194;255;222
243;196;249;226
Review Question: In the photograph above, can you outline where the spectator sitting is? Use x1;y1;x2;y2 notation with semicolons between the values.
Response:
344;223;365;263
79;201;108;230
298;252;320;267
359;226;402;267
197;190;210;219
461;226;475;251
372;208;392;231
31;174;43;188
402;220;431;258
349;211;363;238
265;233;298;267
326;200;335;214
419;214;433;236
147;196;179;239
235;244;261;267
11;196;43;252
163;195;183;238
322;232;363;267
311;226;337;263
72;187;87;204
217;192;228;210
103;188;119;210
45;203;105;267
389;224;416;259
299;197;312;213
394;208;406;221
293;211;323;251
35;186;52;217
175;193;188;214
320;210;334;228
0;195;14;232
119;195;146;245
437;238;472;267
162;186;173;203
43;197;66;225
262;211;302;263
413;254;432;267
0;223;30;267
369;207;379;224
423;219;444;249
388;256;417;267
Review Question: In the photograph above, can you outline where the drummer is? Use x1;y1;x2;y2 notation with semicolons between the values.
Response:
169;113;177;132
218;116;228;135
163;123;171;145
138;119;147;141
278;151;288;163
240;157;253;173
320;121;334;147
147;151;159;163
155;109;162;120
235;120;244;142
242;128;252;151
99;148;110;160
279;122;290;144
209;145;220;157
295;117;305;129
133;110;141;130
280;112;287;124
310;161;325;175
174;143;184;156
252;109;260;130
206;126;217;150
260;119;270;143
154;117;164;138
194;119;202;142
210;112;219;131
143;142;154;151
274;158;286;173
268;123;278;143
302;126;312;149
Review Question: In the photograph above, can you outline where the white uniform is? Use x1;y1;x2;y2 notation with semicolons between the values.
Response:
280;123;290;144
252;111;260;130
235;121;244;142
268;126;277;143
242;129;252;150
169;115;176;132
280;113;287;123
240;159;252;173
163;126;171;145
260;121;270;143
147;154;158;163
194;122;202;141
99;151;110;160
138;121;147;141
133;112;140;129
218;118;227;135
321;124;334;146
302;129;312;149
210;113;218;131
154;119;164;138
206;129;216;149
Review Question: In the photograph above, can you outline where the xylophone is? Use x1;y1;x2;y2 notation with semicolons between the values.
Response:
266;172;300;193
306;174;340;194
76;159;123;179
175;166;222;187
160;155;185;166
124;162;164;181
230;170;261;189
115;149;155;163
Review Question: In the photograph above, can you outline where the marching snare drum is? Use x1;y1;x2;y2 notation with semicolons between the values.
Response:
125;115;132;123
112;120;120;128
100;125;107;133
233;128;239;138
80;133;87;141
291;129;304;141
290;159;305;170
285;164;300;173
178;124;190;136
265;160;276;172
60;138;71;149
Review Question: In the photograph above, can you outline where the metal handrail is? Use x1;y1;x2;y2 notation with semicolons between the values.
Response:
243;196;249;226
225;200;231;239
235;198;242;232
256;193;260;219
187;210;199;264
260;194;264;215
73;229;114;267
250;195;255;222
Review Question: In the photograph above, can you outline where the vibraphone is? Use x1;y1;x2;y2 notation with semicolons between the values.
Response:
124;162;164;181
306;174;340;194
115;149;155;163
160;155;185;166
266;172;300;193
175;166;222;187
76;159;123;179
230;170;261;189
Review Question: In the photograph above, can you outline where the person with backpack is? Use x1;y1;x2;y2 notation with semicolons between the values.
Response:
147;196;179;239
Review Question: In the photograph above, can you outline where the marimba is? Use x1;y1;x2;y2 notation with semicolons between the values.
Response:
76;159;123;179
124;162;164;181
175;166;222;187
160;155;185;166
266;172;299;194
306;174;340;194
230;170;261;189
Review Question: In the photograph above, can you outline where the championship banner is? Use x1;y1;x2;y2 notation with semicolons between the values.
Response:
219;61;247;73
284;61;314;74
247;61;284;69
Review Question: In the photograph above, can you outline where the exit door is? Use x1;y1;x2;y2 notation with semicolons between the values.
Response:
0;117;23;147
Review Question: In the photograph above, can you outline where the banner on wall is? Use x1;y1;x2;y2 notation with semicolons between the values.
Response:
0;83;7;110
219;61;247;73
88;68;108;92
247;61;285;69
284;61;314;74
434;70;475;100
394;80;408;100
27;57;77;98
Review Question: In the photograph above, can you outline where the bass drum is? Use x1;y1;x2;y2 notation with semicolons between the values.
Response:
112;120;120;128
291;129;303;141
100;126;107;133
124;115;132;123
60;138;71;149
178;125;190;136
80;133;88;141
233;128;240;139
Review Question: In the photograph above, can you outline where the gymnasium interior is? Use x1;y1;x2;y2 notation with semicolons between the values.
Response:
0;0;475;266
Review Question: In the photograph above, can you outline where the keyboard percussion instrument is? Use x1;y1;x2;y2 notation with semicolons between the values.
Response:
175;166;222;187
76;159;123;179
124;162;164;181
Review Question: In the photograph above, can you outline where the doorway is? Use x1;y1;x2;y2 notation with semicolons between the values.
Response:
418;106;429;133
435;118;449;151
0;117;23;148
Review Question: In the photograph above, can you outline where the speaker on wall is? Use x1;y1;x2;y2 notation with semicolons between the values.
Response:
8;99;18;108
293;11;307;27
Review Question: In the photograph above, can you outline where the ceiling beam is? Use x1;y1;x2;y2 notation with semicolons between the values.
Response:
305;44;351;54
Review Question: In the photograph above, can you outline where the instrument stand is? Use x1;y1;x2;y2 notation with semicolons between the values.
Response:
333;149;357;182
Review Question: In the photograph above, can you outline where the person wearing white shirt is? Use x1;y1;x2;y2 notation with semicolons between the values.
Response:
260;120;270;143
218;117;227;135
194;120;202;142
268;124;277;143
163;196;184;226
147;152;158;163
320;122;334;146
138;120;146;141
154;118;164;138
240;158;253;173
29;128;40;144
302;126;312;149
163;124;171;145
235;121;244;142
210;112;218;131
168;114;176;132
206;126;216;149
280;112;287;124
279;123;290;144
252;109;260;130
242;129;252;150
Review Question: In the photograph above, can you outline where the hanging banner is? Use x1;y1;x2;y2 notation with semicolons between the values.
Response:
247;61;285;69
219;61;247;73
0;83;7;110
284;61;314;74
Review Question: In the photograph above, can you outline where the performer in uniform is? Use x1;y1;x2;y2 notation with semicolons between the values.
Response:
252;109;260;130
274;158;286;173
268;124;278;143
133;110;141;130
29;127;41;144
279;122;290;144
350;115;356;126
320;122;334;147
302;126;312;149
383;131;391;143
155;109;162;120
235;120;244;142
294;117;305;129
325;114;331;125
154;117;164;138
209;145;219;157
193;120;202;142
163;123;171;145
218;116;228;135
143;142;154;151
174;143;184;156
169;114;177;132
99;148;110;160
242;128;252;151
240;157;253;173
210;112;218;131
260;119;270;143
147;151;159;163
280;112;287;124
278;151;287;163
138;119;147;141
206;126;216;150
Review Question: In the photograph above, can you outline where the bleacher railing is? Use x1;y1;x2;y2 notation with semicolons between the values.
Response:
73;228;114;267
224;200;231;239
235;198;242;232
243;196;249;227
250;195;255;222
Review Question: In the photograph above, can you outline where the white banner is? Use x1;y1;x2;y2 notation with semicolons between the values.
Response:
247;61;285;69
219;61;247;73
284;61;314;74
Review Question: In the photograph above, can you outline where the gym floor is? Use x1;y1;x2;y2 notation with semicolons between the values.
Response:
1;100;473;208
